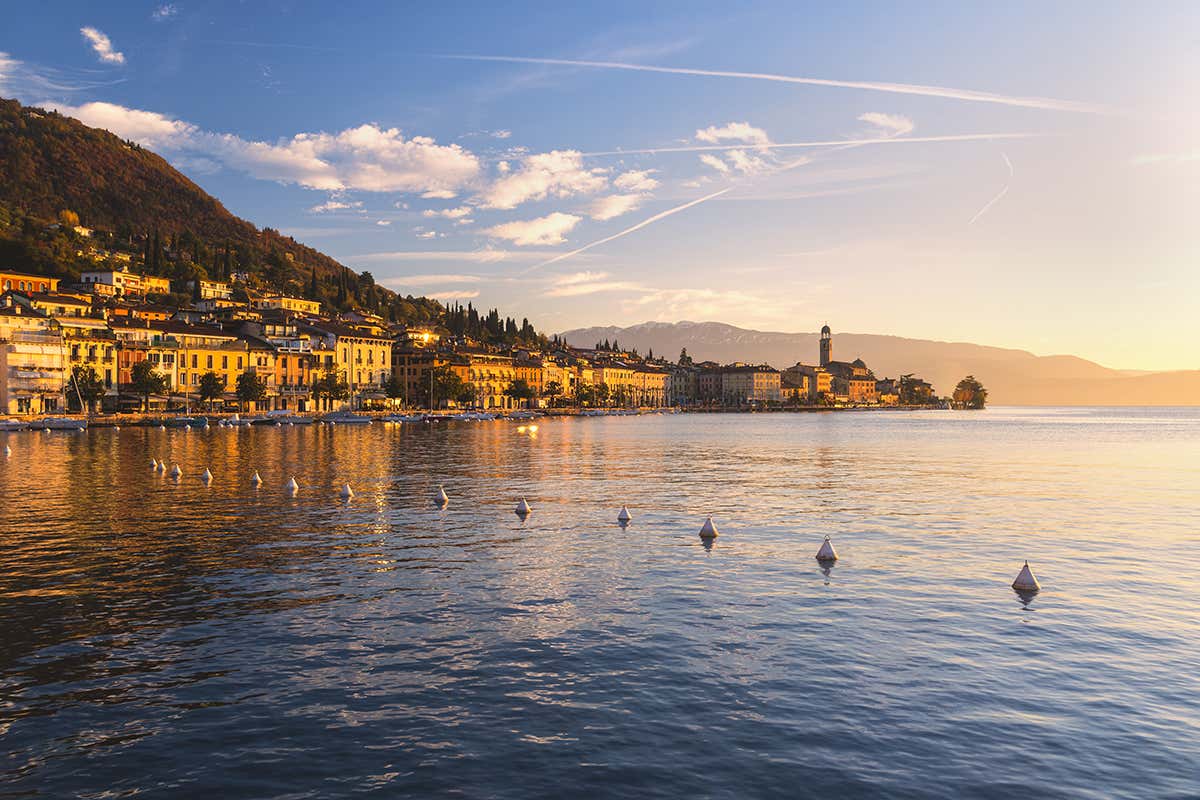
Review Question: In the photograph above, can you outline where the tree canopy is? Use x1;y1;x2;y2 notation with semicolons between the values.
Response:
953;375;988;409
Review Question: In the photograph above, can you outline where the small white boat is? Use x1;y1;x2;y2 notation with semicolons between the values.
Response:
0;419;29;432
382;414;427;423
40;417;88;431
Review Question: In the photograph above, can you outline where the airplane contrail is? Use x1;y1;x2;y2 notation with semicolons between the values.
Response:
525;188;731;273
579;132;1039;158
442;55;1112;114
968;152;1014;225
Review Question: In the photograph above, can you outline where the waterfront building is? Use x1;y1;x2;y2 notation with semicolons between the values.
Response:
391;345;450;407
632;365;669;407
594;361;637;406
783;363;829;402
697;363;723;404
154;321;242;403
238;316;324;411
110;319;179;406
875;378;900;406
899;375;936;404
513;355;546;403
667;364;698;406
301;321;392;407
816;326;878;404
0;305;67;415
456;350;517;410
720;364;782;406
780;369;811;403
60;316;118;397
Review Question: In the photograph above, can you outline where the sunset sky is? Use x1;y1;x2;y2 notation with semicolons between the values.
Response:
2;2;1196;370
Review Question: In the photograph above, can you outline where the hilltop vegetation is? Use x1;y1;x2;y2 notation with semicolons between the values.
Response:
0;96;546;345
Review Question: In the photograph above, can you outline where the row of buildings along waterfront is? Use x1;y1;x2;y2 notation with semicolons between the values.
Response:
1;266;935;416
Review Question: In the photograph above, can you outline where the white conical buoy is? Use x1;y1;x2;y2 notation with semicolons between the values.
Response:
617;505;632;524
437;485;449;504
250;470;263;486
168;464;182;479
340;483;354;499
699;516;718;539
4;444;11;458
1012;561;1040;592
202;468;213;484
76;426;85;432
285;476;299;494
114;425;120;431
151;458;158;469
158;424;166;430
816;536;838;562
155;459;166;472
515;497;532;515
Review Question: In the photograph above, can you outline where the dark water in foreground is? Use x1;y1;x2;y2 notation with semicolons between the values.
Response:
1;408;1198;798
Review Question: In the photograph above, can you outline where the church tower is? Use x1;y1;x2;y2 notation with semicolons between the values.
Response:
819;324;832;367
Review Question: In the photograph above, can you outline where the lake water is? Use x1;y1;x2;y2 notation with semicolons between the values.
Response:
2;408;1198;798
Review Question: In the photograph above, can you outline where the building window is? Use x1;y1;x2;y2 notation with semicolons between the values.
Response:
222;356;228;369
192;355;198;369
206;355;213;369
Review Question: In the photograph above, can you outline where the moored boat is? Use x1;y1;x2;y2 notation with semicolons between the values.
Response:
322;411;372;424
0;419;29;431
40;417;88;430
381;413;427;423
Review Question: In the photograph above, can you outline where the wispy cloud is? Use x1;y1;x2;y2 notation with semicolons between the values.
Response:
429;289;481;300
352;248;570;264
309;198;363;213
858;112;914;137
696;121;770;146
151;4;179;21
41;100;481;195
478;150;606;209
968;152;1013;225
544;271;643;297
699;153;731;174
587;193;646;221
613;169;660;192
444;55;1112;114
528;188;731;272
384;273;484;287
80;27;125;65
1131;152;1200;166
485;212;582;246
423;206;474;219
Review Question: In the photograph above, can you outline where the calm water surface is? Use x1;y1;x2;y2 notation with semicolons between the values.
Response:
2;408;1198;798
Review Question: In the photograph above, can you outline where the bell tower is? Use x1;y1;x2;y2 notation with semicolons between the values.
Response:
819;324;832;367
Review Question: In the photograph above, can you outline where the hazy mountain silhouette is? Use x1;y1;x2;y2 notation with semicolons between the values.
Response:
559;321;1198;405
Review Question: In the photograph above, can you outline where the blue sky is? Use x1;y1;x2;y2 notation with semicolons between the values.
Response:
2;2;1197;369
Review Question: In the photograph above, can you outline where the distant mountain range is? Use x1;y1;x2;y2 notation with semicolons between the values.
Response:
559;321;1199;406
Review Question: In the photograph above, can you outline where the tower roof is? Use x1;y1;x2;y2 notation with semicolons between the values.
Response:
820;324;831;335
